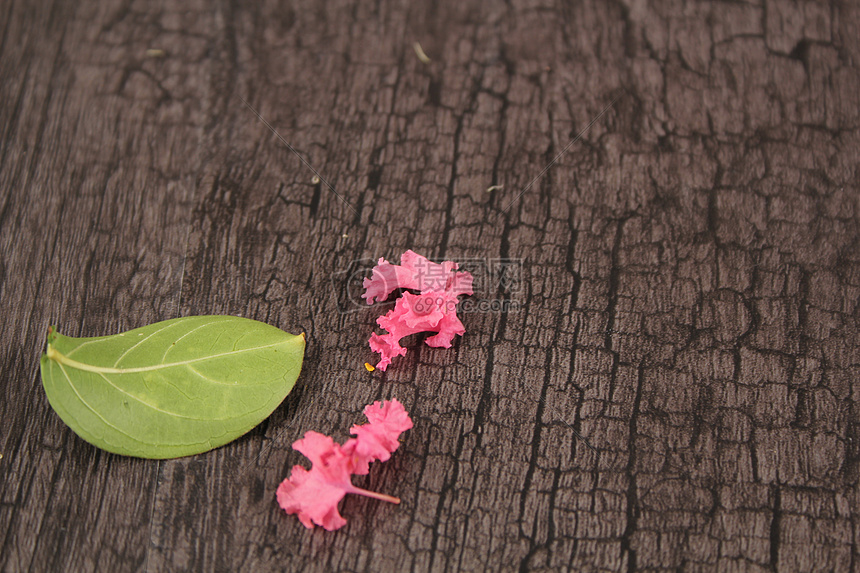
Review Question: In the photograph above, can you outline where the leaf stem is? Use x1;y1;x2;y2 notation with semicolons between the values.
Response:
47;344;133;374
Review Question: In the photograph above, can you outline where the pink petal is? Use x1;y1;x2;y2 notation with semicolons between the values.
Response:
399;250;458;292
370;291;466;369
344;399;413;474
363;250;473;370
379;293;445;331
292;431;353;482
368;332;406;372
363;398;413;430
446;270;474;297
276;466;348;531
361;258;407;304
423;312;466;348
362;250;473;304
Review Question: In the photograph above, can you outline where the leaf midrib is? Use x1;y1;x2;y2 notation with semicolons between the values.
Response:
47;340;285;374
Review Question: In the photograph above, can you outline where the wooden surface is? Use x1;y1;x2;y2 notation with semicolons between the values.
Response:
2;0;859;571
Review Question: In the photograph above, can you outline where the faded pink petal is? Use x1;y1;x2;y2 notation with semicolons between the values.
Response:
277;401;412;531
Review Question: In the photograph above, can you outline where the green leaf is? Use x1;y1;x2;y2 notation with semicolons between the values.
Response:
40;316;305;459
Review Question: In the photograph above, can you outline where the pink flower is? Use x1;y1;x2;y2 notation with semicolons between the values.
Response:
363;250;473;370
277;399;413;531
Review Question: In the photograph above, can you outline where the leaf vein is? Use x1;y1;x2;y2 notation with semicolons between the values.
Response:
158;320;223;364
97;372;221;421
113;319;191;367
185;364;248;387
57;363;146;445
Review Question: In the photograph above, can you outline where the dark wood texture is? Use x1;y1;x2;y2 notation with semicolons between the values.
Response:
2;0;859;571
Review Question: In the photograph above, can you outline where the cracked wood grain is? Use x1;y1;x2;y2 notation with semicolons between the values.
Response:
2;0;859;571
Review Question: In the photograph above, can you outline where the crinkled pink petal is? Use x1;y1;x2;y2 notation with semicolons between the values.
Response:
362;250;473;305
361;258;413;304
292;432;353;482
363;398;413;430
379;293;445;331
446;270;474;297
424;312;466;348
343;399;414;474
370;291;466;370
277;401;412;531
361;251;440;304
370;294;445;371
363;250;474;370
277;432;355;530
368;332;406;371
399;250;459;292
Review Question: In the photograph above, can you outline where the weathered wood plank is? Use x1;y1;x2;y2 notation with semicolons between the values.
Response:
1;1;210;571
2;0;859;572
